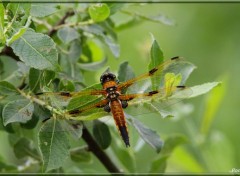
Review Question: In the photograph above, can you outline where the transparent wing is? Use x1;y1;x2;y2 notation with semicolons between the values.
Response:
117;57;193;94
121;86;193;118
36;83;106;111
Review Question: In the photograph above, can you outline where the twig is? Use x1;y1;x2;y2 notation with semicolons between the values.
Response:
82;128;122;173
48;10;75;37
52;20;94;31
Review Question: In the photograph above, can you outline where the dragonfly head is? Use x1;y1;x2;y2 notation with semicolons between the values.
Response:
100;72;117;85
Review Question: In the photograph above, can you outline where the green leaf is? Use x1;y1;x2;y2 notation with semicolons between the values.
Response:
117;61;136;93
67;83;102;111
138;12;174;26
30;4;58;17
59;80;75;92
93;120;111;149
20;113;39;129
164;72;182;97
118;61;135;82
29;68;41;93
57;27;80;44
118;150;136;172
2;99;34;126
77;57;107;71
68;40;82;63
33;103;51;121
38;118;70;172
188;82;221;98
80;25;120;57
89;3;110;22
70;146;91;163
5;3;31;32
6;16;32;46
107;3;126;15
41;70;56;86
0;56;18;83
150;134;187;173
161;59;196;86
80;39;104;63
149;38;164;69
0;81;18;95
121;10;174;26
10;28;59;71
127;115;163;153
201;77;226;134
149;36;164;90
13;137;40;160
69;111;108;121
0;3;5;44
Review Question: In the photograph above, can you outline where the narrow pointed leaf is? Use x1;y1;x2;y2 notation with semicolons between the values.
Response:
149;37;164;90
188;82;221;98
128;115;163;153
201;79;226;134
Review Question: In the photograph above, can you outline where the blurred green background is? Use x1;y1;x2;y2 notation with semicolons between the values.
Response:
1;3;240;173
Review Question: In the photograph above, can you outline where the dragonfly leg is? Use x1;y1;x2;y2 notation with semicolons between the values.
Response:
103;103;111;112
121;100;128;109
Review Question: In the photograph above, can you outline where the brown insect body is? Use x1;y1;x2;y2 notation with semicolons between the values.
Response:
100;72;130;147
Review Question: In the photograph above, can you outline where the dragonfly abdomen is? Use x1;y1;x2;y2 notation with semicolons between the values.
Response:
111;100;130;147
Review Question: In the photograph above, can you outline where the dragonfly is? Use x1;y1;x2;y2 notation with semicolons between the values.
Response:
37;56;192;147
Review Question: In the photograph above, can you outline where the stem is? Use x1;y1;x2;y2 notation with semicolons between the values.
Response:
52;20;94;31
48;10;75;37
82;128;122;173
17;89;63;117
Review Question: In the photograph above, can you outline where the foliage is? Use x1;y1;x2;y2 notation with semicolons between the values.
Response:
0;2;220;174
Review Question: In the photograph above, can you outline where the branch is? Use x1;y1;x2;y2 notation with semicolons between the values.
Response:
48;10;74;37
82;128;122;173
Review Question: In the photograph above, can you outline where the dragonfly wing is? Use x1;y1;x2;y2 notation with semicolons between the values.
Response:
120;86;193;118
117;57;193;94
36;83;106;111
64;98;109;120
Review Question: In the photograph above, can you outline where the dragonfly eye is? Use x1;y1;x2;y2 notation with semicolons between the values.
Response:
100;72;116;84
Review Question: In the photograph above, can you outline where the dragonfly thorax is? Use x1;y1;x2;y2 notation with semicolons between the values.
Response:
106;86;120;100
